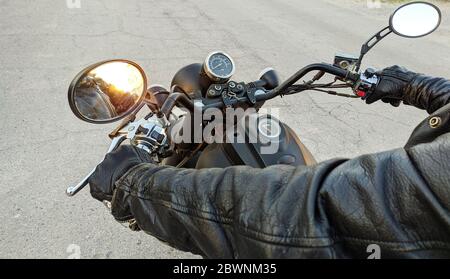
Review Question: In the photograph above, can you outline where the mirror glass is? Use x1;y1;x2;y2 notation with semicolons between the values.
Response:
72;61;146;122
390;2;441;38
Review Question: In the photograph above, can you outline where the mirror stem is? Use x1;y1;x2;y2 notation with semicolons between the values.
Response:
355;26;392;72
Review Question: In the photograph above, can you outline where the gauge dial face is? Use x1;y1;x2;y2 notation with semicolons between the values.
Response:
205;52;235;80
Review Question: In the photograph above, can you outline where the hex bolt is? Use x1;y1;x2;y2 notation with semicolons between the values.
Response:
429;116;442;128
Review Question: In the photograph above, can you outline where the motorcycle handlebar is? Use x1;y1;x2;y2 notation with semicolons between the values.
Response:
161;63;360;113
261;63;360;101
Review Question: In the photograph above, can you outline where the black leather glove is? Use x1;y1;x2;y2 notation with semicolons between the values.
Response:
364;65;419;107
88;145;154;202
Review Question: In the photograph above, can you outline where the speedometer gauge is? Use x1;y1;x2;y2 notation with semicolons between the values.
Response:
203;51;235;82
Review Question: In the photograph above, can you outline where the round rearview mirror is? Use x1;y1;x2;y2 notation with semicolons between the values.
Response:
68;60;147;123
390;2;441;38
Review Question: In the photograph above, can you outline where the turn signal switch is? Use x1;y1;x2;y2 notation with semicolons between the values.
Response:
131;119;168;154
354;68;379;98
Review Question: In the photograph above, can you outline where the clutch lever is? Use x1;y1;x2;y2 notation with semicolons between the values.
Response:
66;134;127;197
65;115;162;197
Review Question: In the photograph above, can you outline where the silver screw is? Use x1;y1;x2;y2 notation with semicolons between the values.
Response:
429;116;442;128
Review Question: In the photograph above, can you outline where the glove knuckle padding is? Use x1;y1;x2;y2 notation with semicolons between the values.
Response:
89;145;150;202
367;65;419;106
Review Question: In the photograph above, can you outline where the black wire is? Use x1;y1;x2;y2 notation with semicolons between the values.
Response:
284;80;357;98
310;88;359;98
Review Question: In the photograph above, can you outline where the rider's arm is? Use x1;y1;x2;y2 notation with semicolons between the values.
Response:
365;66;450;113
111;135;450;258
404;74;450;113
108;70;450;258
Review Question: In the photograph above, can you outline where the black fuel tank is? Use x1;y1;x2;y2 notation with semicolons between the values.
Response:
196;114;316;169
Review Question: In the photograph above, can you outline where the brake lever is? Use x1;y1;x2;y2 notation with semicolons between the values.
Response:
66;135;127;197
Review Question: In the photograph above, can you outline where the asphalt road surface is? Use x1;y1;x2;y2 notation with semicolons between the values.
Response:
1;0;449;258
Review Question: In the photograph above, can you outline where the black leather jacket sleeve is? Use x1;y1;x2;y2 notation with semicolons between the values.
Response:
112;136;450;258
404;74;450;114
110;75;450;259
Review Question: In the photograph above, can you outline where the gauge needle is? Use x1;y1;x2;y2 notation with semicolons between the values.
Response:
212;63;223;70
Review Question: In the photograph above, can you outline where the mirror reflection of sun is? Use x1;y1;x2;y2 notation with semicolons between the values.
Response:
91;62;144;95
